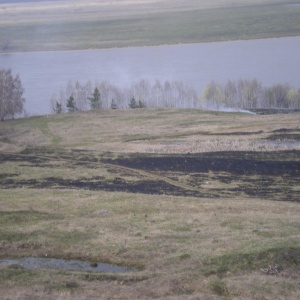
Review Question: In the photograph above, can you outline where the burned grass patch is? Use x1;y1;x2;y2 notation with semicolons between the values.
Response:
209;130;264;136
0;148;299;201
105;151;300;176
104;150;300;201
0;175;212;198
272;128;300;133
267;133;300;141
0;173;18;179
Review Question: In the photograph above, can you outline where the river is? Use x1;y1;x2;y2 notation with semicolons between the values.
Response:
0;36;300;116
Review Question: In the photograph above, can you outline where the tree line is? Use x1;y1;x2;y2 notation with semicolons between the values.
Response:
50;79;199;113
201;79;300;109
1;67;300;121
51;78;300;114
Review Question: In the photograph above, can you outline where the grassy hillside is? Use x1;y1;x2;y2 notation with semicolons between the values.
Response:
1;108;300;152
1;0;300;52
0;109;300;299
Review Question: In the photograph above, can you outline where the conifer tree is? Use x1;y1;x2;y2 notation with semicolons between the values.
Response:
89;88;101;110
138;99;145;108
66;95;76;112
129;97;138;109
55;102;62;114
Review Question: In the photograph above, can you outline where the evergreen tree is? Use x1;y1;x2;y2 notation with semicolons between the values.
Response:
129;97;138;109
66;95;76;112
55;101;62;114
138;99;145;108
89;87;101;110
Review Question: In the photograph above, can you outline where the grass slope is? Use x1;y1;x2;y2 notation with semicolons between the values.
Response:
0;109;300;299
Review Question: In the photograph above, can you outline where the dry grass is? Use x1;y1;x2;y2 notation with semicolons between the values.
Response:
0;189;299;299
0;109;300;299
1;109;299;153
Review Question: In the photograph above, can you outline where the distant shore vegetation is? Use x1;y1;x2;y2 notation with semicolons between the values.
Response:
51;78;300;114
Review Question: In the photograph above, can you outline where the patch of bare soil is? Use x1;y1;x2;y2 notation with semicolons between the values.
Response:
0;148;299;201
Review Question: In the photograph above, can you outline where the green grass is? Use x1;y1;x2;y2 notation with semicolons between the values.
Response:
209;278;229;296
0;268;38;285
205;246;300;277
1;2;300;52
0;210;57;225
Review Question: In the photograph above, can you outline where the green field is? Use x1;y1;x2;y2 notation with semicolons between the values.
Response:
0;109;300;299
1;0;300;52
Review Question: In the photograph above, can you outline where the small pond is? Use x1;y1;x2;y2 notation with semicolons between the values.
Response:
0;257;137;273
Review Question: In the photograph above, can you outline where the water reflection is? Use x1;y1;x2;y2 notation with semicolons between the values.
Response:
0;257;136;273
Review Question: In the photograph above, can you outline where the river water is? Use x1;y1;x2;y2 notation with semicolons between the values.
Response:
0;36;300;116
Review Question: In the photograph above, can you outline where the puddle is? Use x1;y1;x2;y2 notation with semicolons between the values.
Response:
0;257;137;273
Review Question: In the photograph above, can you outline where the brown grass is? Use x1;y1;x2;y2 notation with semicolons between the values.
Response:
0;189;299;299
1;109;299;153
0;109;300;299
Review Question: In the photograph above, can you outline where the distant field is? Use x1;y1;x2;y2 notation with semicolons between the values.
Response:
0;109;300;299
1;0;300;52
1;108;300;153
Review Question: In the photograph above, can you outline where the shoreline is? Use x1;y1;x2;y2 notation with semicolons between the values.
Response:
1;34;300;55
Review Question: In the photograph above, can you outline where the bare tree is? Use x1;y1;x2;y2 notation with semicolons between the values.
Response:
202;81;225;109
50;94;63;114
50;94;58;112
272;83;290;108
287;89;300;109
129;79;150;107
263;87;276;108
224;80;238;107
237;79;262;108
54;79;200;110
262;83;290;108
0;69;25;121
152;80;163;108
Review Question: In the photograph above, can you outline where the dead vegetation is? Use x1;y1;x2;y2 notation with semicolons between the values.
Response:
0;109;300;299
1;109;300;153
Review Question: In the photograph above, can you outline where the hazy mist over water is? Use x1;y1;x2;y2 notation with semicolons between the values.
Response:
1;36;300;115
